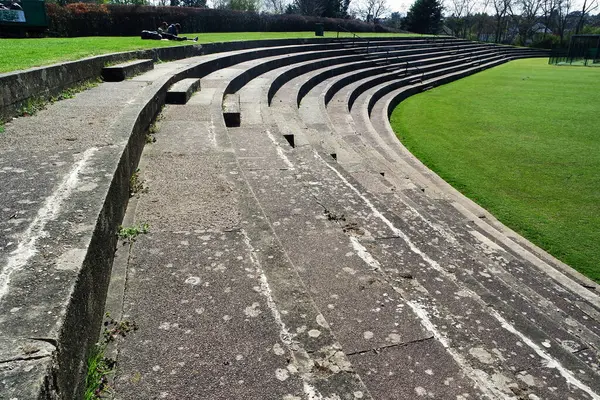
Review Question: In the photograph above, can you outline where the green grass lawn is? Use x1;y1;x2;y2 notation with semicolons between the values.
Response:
390;58;600;281
0;32;426;73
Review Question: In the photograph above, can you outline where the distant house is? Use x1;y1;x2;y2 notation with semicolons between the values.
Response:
531;22;552;35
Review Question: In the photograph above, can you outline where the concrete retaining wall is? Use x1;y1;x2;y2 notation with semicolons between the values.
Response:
0;45;202;122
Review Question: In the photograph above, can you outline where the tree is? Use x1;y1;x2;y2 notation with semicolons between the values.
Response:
447;0;476;37
353;0;389;22
265;0;289;13
383;11;403;29
404;0;443;33
576;0;599;33
181;0;207;6
556;0;572;41
492;0;512;42
511;0;542;44
229;0;260;10
540;0;557;38
322;0;350;17
293;0;324;15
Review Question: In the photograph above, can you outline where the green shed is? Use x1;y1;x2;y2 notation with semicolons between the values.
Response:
0;0;48;37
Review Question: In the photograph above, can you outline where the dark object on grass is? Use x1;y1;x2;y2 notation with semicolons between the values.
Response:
140;30;162;40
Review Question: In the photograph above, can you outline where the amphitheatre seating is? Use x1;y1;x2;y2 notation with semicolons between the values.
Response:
2;37;600;400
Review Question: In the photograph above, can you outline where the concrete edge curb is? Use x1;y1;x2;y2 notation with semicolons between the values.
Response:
37;65;183;399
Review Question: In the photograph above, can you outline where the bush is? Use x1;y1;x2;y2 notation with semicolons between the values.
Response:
531;34;561;49
45;4;392;37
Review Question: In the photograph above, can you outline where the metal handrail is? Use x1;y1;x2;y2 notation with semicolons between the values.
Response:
399;60;424;83
413;63;424;82
337;24;370;54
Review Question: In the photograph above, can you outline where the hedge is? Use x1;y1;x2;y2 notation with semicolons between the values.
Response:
45;4;392;37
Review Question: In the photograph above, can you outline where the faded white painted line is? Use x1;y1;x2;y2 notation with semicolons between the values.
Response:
453;201;600;309
470;230;504;252
317;152;600;400
241;230;323;399
0;148;98;301
349;237;381;272
407;301;512;399
350;233;508;398
490;308;600;400
315;150;445;275
208;117;217;147
266;129;295;170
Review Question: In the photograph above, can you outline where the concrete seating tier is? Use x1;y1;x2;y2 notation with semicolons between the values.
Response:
4;37;598;400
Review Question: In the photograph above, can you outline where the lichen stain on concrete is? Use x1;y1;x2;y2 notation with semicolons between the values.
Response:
316;314;329;329
308;329;321;338
273;343;285;356
184;276;201;285
244;302;262;317
468;347;494;364
0;147;97;300
54;248;87;271
275;368;290;381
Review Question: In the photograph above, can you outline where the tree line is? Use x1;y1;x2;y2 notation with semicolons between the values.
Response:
47;0;599;47
441;0;599;46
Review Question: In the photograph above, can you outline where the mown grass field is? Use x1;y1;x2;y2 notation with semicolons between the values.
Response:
0;32;426;73
390;58;600;281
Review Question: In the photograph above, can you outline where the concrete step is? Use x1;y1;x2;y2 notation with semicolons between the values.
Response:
223;93;241;127
101;59;154;82
165;78;201;104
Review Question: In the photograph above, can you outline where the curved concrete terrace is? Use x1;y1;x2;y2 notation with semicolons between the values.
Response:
2;37;598;400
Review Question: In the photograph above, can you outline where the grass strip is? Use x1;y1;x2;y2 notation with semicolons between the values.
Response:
0;32;428;73
390;58;600;281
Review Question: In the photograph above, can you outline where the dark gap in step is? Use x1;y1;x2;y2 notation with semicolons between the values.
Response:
330;153;337;161
283;134;295;148
223;94;241;127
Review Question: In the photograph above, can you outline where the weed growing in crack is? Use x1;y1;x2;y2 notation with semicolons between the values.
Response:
19;97;46;117
0;123;4;134
129;169;147;197
148;121;159;134
117;223;149;243
145;133;156;144
324;209;346;222
102;313;138;343
145;110;163;144
84;313;138;400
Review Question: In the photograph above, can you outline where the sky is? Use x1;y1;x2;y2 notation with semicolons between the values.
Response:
205;0;590;18
387;0;414;14
387;0;589;15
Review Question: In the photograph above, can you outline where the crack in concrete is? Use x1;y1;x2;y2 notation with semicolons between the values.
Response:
28;337;59;348
572;347;589;355
345;335;435;357
0;353;52;364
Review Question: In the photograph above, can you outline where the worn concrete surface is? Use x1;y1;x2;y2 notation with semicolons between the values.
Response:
108;41;596;400
0;37;567;399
